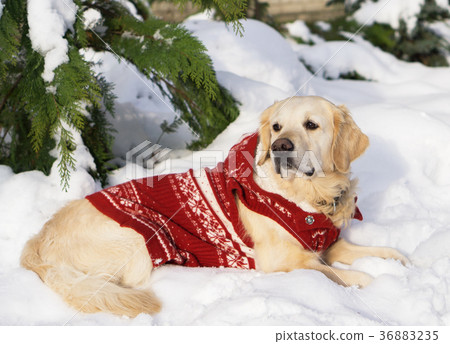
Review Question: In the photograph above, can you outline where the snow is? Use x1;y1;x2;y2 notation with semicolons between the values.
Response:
429;20;450;60
183;15;313;96
353;0;450;33
115;0;143;21
353;0;425;32
83;8;102;30
2;10;450;325
81;48;195;157
27;0;77;83
316;21;331;32
285;20;325;44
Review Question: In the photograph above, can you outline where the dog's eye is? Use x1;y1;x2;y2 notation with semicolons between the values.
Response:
272;123;281;132
305;121;319;130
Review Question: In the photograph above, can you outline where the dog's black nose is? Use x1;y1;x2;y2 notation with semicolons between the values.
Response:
304;168;315;177
271;138;294;152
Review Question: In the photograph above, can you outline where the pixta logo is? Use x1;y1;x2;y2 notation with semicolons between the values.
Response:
125;140;172;186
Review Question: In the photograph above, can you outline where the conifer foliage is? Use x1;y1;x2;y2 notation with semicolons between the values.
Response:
326;0;450;67
0;0;244;190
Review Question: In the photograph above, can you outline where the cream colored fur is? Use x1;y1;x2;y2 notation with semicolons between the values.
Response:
21;96;408;318
21;199;160;317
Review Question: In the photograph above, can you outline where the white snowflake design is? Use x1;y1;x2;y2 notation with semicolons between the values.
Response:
205;228;227;246
186;193;206;217
107;186;120;194
225;253;249;269
119;199;134;208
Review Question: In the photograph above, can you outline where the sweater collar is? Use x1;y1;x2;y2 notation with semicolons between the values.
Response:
222;132;362;233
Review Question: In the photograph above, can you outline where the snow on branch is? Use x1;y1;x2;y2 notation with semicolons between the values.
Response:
27;0;77;83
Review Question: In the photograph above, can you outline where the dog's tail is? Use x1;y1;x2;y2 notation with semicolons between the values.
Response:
20;235;161;318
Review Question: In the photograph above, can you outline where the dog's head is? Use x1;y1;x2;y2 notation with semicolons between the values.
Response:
257;96;369;178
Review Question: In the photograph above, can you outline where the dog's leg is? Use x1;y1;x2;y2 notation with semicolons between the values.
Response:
249;233;373;288
324;239;409;266
258;243;373;288
237;199;373;287
305;259;373;288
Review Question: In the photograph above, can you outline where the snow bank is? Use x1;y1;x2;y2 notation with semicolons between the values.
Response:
183;15;313;96
2;12;450;325
82;49;195;158
285;20;325;44
354;0;450;33
353;0;425;32
291;33;450;90
27;0;77;83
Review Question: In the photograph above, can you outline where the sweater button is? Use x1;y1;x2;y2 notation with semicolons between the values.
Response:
305;215;315;225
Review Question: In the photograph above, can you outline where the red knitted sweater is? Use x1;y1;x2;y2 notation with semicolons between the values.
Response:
86;132;362;269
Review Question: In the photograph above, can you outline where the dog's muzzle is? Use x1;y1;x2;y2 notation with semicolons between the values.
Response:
271;138;315;177
271;138;296;176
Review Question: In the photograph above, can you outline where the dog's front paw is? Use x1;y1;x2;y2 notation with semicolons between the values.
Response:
330;269;373;288
383;248;410;266
355;271;373;288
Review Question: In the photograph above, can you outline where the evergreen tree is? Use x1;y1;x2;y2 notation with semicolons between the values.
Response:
0;0;244;190
395;0;450;66
325;0;450;67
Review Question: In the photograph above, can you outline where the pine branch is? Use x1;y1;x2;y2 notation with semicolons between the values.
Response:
173;0;247;35
0;74;22;114
1;0;243;190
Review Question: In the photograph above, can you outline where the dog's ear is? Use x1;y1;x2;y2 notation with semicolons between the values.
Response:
331;105;369;173
257;102;278;166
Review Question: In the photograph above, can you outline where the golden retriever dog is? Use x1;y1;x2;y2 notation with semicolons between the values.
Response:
21;96;408;318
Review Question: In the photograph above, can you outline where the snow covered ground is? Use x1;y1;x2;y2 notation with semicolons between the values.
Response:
2;10;450;325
